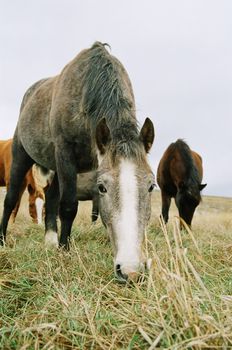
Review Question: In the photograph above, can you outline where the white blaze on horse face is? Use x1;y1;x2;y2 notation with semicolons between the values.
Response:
114;159;140;274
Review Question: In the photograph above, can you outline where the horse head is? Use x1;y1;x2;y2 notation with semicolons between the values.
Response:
95;117;155;282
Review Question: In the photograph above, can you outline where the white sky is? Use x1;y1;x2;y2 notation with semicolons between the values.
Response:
0;0;232;197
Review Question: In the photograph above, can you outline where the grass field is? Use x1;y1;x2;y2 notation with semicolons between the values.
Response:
0;188;232;349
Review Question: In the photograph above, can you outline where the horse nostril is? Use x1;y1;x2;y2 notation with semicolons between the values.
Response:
116;264;128;282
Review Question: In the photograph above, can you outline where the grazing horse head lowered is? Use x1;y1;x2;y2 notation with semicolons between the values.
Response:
0;42;155;283
157;139;206;228
96;118;155;282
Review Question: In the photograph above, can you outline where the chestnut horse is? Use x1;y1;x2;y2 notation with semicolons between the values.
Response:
0;139;44;223
0;42;155;282
157;139;206;227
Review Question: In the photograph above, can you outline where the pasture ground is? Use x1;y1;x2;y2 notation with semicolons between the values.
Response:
0;188;232;349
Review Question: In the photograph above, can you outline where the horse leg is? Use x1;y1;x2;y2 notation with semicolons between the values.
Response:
0;142;33;245
91;196;99;223
6;181;23;223
56;148;78;250
59;176;78;249
35;196;44;224
161;191;171;223
10;181;27;223
44;173;59;247
27;184;38;223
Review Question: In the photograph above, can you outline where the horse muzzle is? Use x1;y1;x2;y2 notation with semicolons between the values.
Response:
114;261;146;283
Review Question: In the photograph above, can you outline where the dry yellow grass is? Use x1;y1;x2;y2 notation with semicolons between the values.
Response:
0;188;232;349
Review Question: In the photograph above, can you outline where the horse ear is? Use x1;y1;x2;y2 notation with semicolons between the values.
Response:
199;183;207;191
139;118;155;153
96;118;111;155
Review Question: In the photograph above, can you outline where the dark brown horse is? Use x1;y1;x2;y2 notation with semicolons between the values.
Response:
0;42;155;282
157;139;206;227
0;139;45;223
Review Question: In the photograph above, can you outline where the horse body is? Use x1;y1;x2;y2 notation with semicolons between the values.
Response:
18;78;58;170
0;42;155;282
0;139;44;223
157;139;206;227
18;51;109;172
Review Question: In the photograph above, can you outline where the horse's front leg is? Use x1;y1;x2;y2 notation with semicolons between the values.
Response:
59;175;78;250
44;173;59;247
161;191;171;224
7;180;26;223
27;185;38;223
56;150;78;250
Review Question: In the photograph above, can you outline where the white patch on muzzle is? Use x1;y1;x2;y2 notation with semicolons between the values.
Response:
114;160;141;275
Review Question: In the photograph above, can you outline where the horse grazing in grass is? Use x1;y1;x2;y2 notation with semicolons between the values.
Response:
0;42;155;282
0;139;45;223
157;139;206;227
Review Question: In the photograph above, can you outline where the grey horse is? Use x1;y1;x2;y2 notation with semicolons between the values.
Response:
0;42;155;282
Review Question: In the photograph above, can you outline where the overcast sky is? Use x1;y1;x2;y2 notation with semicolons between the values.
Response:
1;1;232;197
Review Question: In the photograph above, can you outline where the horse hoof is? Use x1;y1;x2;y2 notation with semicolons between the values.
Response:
45;230;58;248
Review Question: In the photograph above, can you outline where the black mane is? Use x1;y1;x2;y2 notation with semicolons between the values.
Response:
81;42;144;160
82;42;135;128
173;139;200;186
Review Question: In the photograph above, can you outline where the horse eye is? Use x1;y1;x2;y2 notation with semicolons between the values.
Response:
98;184;107;194
148;184;155;193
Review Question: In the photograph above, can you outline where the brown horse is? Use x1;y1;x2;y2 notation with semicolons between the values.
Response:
0;139;44;223
157;139;206;227
0;42;155;282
